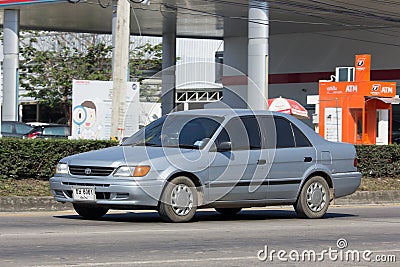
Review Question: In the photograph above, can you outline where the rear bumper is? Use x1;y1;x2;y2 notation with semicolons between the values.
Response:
332;172;362;198
49;176;164;208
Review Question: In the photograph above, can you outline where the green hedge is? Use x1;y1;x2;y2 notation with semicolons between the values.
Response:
0;139;399;180
355;145;400;178
0;138;117;180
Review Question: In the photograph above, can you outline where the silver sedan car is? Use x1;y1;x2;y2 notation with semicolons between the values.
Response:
50;109;361;222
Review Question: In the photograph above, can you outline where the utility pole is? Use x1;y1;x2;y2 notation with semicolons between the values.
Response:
110;0;130;140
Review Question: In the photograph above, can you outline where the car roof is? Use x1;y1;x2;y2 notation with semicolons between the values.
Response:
171;109;307;123
1;121;31;124
171;109;278;117
34;124;69;128
171;109;330;146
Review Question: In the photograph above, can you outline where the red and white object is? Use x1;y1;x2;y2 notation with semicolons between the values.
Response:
268;97;308;118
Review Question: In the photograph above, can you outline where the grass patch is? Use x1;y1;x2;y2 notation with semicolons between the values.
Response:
0;179;51;197
0;177;400;197
358;177;400;191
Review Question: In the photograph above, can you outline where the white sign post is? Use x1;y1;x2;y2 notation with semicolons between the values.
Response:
324;107;342;142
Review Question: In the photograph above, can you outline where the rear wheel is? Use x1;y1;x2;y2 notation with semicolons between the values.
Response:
294;176;330;219
158;176;198;223
215;208;242;215
73;203;109;219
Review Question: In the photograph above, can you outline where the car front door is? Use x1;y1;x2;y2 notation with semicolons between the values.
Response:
207;116;269;202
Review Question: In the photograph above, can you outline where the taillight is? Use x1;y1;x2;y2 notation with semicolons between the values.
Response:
354;158;358;168
28;132;40;139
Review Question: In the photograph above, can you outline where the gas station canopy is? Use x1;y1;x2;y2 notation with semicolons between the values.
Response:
1;0;400;38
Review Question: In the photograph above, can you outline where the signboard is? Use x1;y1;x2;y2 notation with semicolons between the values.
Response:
355;54;371;82
319;81;396;98
0;0;63;6
71;80;139;140
324;107;342;142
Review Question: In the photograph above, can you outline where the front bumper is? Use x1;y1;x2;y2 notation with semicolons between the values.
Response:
50;176;164;208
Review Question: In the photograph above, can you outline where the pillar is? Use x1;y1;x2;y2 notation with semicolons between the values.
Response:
222;36;248;108
248;0;269;110
2;9;20;121
161;4;177;115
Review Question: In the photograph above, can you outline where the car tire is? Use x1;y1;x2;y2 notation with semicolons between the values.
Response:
294;176;330;219
73;203;109;219
215;208;242;215
158;176;198;223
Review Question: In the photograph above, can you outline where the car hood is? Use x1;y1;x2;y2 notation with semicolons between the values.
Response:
63;145;197;168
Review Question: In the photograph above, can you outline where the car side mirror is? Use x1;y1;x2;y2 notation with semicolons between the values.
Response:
217;141;232;152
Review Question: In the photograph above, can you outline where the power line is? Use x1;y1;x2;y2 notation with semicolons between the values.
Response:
314;32;400;48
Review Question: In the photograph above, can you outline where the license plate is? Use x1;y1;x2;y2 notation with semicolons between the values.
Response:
72;187;96;202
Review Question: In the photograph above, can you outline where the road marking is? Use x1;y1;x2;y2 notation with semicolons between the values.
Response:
0;228;209;237
0;203;399;217
31;250;400;267
35;256;257;267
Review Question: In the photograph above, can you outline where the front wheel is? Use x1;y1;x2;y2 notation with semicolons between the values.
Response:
73;203;109;219
158;177;198;223
294;176;330;219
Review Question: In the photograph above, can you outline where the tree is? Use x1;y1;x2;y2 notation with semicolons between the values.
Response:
130;42;162;81
19;31;162;121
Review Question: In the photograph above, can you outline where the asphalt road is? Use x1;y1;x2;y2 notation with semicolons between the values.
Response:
0;205;399;267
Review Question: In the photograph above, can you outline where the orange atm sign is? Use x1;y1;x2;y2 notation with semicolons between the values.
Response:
355;54;371;82
320;81;396;98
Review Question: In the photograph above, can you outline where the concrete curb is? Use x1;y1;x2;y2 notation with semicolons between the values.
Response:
333;190;400;205
0;196;72;212
0;191;399;212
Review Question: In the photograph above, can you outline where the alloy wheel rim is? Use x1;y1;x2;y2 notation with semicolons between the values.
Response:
306;181;327;212
170;184;193;216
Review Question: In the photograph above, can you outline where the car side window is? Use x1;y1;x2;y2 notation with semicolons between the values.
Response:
241;116;262;149
15;123;32;134
274;117;295;148
43;127;65;136
179;117;221;146
1;123;13;133
215;116;261;150
258;116;277;149
292;124;312;147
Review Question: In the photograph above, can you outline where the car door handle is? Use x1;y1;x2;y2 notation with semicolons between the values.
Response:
304;157;313;162
257;159;267;165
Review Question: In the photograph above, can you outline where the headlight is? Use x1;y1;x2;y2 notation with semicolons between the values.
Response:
55;162;68;174
114;166;151;177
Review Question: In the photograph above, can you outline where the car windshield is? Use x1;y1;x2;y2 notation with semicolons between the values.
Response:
122;114;223;149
